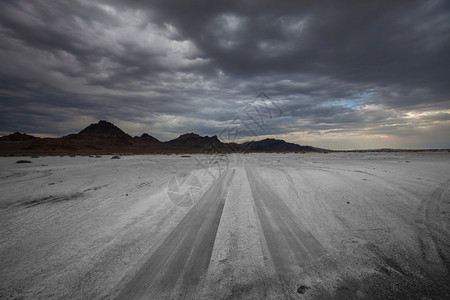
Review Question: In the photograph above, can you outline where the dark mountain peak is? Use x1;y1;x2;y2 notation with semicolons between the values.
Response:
168;133;199;143
78;120;131;139
260;138;282;144
0;132;38;141
180;133;200;138
167;133;224;147
140;133;152;139
243;138;283;146
243;138;316;152
137;133;160;143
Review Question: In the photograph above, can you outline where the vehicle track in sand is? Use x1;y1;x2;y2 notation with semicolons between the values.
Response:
416;178;450;273
115;168;235;300
245;166;326;272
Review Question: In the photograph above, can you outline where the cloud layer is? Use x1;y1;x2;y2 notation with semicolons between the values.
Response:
1;0;449;149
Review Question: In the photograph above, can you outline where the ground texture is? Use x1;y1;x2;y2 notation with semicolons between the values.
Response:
1;152;449;299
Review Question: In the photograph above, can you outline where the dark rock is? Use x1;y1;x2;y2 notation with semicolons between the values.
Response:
16;160;32;163
297;284;310;294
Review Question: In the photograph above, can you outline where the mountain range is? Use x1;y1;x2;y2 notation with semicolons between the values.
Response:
0;120;320;155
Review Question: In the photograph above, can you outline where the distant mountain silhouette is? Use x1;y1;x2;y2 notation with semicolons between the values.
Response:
0;120;321;155
168;133;221;146
135;133;161;143
243;138;316;152
58;120;133;150
76;120;131;139
0;132;38;141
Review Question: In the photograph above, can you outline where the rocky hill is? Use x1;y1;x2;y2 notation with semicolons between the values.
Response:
136;133;160;143
0;132;38;141
0;120;319;155
243;138;316;152
77;120;131;139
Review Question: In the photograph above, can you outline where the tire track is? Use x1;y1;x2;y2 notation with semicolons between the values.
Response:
306;164;450;248
245;166;326;273
416;179;450;273
116;168;235;299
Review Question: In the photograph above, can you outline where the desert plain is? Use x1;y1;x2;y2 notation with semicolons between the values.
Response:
0;151;449;299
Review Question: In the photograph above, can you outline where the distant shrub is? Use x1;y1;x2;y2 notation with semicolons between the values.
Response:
111;155;120;159
16;160;32;163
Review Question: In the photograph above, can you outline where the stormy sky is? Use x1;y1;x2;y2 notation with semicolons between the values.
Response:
0;0;449;149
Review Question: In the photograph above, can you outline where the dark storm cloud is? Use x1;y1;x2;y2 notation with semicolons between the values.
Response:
0;0;449;147
133;0;450;86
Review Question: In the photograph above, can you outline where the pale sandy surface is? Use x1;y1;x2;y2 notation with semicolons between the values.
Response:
0;152;449;299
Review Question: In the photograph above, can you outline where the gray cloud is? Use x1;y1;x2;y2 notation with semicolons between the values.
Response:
0;0;449;148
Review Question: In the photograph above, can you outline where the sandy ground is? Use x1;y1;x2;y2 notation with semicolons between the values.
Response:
0;152;449;299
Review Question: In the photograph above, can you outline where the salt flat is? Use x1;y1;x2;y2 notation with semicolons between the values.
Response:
0;152;449;299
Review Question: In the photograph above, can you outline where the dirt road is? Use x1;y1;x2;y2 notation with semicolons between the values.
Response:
115;167;235;299
246;166;326;272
